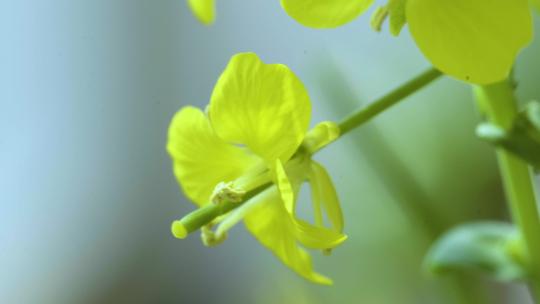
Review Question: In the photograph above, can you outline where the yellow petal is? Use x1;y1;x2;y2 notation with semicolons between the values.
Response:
209;53;311;164
244;188;333;285
275;159;295;214
407;0;533;84
293;218;347;249
167;106;258;206
309;161;344;232
280;0;374;28
187;0;216;25
275;160;346;249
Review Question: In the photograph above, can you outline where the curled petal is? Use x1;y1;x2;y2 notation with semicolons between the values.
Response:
275;160;347;249
294;218;347;249
407;0;533;84
167;107;258;206
275;159;296;214
244;188;333;285
309;161;344;232
187;0;216;25
209;53;311;164
281;0;374;28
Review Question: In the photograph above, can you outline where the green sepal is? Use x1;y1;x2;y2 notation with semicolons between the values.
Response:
387;0;407;36
476;100;540;170
370;0;407;36
424;221;528;282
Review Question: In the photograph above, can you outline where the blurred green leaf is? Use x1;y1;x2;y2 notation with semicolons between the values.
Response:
477;100;540;170
424;221;527;282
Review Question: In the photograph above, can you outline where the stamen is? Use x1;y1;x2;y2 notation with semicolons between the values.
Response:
215;187;275;238
211;182;246;204
170;183;272;240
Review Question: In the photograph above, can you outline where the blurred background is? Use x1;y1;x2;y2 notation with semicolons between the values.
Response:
1;1;540;303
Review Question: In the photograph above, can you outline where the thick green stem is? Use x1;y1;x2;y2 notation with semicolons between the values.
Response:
338;68;442;135
171;183;270;238
476;80;540;301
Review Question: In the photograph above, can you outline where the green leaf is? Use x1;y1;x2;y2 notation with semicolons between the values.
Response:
476;100;540;170
424;222;527;282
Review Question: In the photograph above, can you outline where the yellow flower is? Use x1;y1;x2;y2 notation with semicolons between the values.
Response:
405;0;532;85
167;53;346;284
187;0;216;25
281;0;374;29
282;0;533;85
186;0;533;85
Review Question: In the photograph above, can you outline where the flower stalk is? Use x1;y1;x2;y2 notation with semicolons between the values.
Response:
172;183;271;238
476;80;540;301
338;67;442;135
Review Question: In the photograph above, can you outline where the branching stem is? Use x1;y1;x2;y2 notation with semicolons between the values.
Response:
476;80;540;301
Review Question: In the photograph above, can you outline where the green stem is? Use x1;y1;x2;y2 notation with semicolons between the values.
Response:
171;183;270;238
476;80;540;301
338;68;442;135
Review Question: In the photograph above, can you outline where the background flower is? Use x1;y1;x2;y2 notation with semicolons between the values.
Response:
280;0;373;28
187;0;215;25
187;0;534;84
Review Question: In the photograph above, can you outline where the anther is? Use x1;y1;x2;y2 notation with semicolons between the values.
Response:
211;182;246;204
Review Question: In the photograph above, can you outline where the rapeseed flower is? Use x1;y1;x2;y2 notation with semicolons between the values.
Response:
167;53;346;284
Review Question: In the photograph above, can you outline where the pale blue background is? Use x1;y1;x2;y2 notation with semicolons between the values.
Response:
1;1;539;303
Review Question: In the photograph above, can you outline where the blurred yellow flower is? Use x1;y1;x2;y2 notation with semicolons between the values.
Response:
167;53;346;284
405;0;532;84
281;0;374;28
532;0;540;11
282;0;533;85
187;0;215;25
186;0;533;85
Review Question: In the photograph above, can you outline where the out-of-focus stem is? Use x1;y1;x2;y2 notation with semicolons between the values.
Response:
476;80;540;302
338;68;442;135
